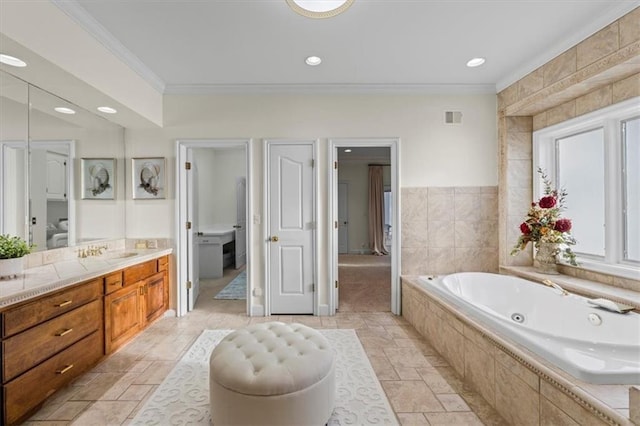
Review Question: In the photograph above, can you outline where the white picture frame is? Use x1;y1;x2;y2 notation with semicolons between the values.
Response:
132;157;166;199
81;158;115;200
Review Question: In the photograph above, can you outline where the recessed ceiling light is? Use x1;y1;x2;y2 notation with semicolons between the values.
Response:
97;106;117;114
466;57;486;68
344;149;352;153
305;56;322;66
0;54;27;68
286;0;354;19
54;107;76;115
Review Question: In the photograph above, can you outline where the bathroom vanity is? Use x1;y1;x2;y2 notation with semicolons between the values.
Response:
0;249;171;425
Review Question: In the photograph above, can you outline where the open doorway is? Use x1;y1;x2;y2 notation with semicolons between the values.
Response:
329;139;400;315
176;140;252;317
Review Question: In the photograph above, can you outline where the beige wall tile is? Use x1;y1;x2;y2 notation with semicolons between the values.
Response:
402;247;430;275
463;338;496;405
402;220;429;248
428;248;456;275
454;187;482;194
518;68;544;99
507;186;533;219
507;131;532;160
462;325;494;354
454;193;480;221
427;221;455;248
546;100;576;126
402;188;429;222
441;324;465;377
620;7;640;47
575;85;612;117
540;397;580;426
494;349;539;391
612;72;640;103
540;381;609;426
506;116;533;133
454;248;499;273
543;48;577;86
428;190;455;222
495;362;539;426
507;160;532;188
498;83;518;109
533;112;547;131
455;221;498;248
612;276;640;292
631;386;640;425
577;23;619;69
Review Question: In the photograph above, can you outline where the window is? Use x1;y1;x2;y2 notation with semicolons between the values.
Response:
534;97;639;278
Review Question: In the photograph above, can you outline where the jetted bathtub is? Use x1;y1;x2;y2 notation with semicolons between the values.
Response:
418;272;640;385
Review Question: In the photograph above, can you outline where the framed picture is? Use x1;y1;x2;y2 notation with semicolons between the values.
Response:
132;157;166;199
81;158;115;200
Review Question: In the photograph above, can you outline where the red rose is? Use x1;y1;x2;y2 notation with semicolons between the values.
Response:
519;222;531;235
539;196;556;209
554;218;572;233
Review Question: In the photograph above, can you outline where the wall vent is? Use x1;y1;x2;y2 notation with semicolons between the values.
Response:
445;111;463;124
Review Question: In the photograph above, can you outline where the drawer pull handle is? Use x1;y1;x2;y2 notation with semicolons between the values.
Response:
56;364;74;375
109;281;121;286
56;328;73;337
55;300;73;308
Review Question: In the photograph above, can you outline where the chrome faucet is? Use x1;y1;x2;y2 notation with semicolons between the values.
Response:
542;279;569;296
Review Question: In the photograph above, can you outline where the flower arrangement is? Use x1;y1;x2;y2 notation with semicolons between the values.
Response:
511;168;578;265
0;234;32;259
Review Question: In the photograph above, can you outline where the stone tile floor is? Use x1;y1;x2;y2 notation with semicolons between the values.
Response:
25;268;507;425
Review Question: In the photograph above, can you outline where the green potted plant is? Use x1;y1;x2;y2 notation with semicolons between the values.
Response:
0;234;32;278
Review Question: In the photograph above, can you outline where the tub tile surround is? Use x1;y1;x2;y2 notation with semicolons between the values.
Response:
402;186;498;276
401;277;638;426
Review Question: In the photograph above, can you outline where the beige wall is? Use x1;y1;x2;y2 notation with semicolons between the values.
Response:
125;92;498;309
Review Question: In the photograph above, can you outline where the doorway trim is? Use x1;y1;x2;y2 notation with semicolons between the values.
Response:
263;139;319;316
328;138;401;315
176;139;253;317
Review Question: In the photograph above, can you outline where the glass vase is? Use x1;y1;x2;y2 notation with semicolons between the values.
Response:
534;242;559;274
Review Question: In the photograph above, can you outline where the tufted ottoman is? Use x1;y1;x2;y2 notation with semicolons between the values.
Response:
209;322;335;425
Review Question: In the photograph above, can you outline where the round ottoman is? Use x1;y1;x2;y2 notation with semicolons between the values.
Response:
209;322;335;426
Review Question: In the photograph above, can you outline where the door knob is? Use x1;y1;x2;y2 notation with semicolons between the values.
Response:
270;236;279;242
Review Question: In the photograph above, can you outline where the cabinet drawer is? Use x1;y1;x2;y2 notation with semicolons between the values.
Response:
2;279;103;338
123;260;156;285
2;299;103;382
104;271;124;294
3;330;103;425
157;255;169;272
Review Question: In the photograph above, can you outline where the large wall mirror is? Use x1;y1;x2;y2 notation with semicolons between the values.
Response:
0;69;126;252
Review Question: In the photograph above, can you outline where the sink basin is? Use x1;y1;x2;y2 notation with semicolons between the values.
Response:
105;252;138;259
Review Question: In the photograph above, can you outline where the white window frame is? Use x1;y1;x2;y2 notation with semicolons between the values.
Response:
533;97;640;280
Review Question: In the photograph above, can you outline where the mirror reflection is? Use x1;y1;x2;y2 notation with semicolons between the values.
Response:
0;70;126;252
0;71;29;242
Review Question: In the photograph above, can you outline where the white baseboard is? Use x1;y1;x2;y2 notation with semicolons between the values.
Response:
251;304;265;317
164;309;177;317
318;304;330;316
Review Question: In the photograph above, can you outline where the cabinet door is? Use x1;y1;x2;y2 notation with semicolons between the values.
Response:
105;283;143;354
143;271;166;325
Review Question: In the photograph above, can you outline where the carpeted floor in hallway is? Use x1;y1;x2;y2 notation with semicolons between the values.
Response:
338;254;391;312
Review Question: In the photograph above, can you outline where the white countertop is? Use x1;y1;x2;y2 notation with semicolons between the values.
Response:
0;248;172;309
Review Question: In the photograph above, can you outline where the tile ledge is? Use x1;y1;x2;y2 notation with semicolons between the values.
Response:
500;266;640;311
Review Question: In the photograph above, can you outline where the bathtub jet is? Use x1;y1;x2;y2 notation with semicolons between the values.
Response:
418;272;640;385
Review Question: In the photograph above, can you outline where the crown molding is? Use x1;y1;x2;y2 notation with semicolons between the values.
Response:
51;0;166;94
495;0;640;92
164;83;497;95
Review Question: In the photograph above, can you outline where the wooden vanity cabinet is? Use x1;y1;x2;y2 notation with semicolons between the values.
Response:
105;256;170;354
0;279;104;425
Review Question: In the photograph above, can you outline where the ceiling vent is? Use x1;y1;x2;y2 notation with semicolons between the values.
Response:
445;111;463;124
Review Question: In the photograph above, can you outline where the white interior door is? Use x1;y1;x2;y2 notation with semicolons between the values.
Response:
187;149;200;310
338;182;349;254
267;143;314;314
235;176;247;269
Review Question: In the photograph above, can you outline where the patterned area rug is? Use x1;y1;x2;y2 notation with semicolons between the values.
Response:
213;270;246;300
131;328;398;425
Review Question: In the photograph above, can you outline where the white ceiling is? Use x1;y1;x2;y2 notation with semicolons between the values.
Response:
56;0;638;94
